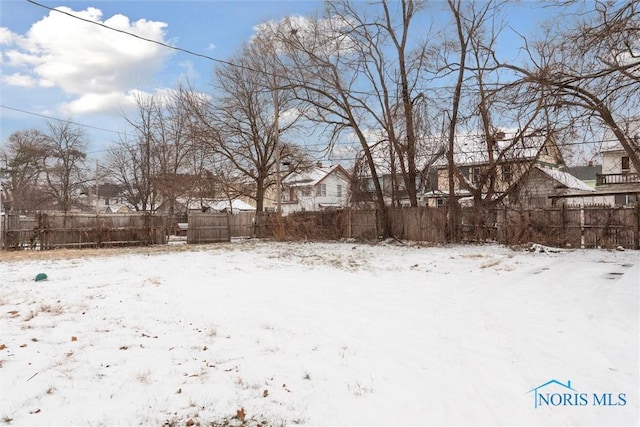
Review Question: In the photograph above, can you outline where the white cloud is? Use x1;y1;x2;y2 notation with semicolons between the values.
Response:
2;72;37;87
61;91;138;115
2;6;174;115
0;27;18;45
252;14;357;56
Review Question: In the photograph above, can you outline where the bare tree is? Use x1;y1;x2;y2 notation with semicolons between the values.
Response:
105;135;149;211
106;91;196;213
261;0;436;236
41;121;88;213
495;0;640;173
181;40;311;213
0;129;51;212
149;91;197;219
439;0;493;241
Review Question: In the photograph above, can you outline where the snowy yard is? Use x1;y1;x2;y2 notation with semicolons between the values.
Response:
1;240;638;426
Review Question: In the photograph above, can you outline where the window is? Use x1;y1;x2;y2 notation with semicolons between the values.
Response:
316;184;326;197
501;164;512;182
615;193;637;206
622;156;630;171
336;184;342;198
471;167;481;184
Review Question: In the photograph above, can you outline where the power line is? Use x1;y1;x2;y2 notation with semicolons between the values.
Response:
23;0;525;94
3;102;616;157
25;0;257;73
1;104;126;136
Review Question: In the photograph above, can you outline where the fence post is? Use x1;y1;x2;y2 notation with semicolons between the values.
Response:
580;206;585;249
635;203;640;250
501;206;507;245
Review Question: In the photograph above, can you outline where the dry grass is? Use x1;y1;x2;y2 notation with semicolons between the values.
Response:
0;243;233;262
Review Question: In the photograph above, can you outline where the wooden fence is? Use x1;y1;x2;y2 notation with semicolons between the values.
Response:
255;205;640;249
1;212;166;250
1;205;638;250
187;213;230;244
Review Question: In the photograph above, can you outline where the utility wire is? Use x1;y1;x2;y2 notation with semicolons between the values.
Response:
25;0;260;74
24;0;523;94
15;0;627;162
1;105;126;136
3;102;613;157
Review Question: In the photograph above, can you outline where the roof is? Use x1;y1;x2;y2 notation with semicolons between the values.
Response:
601;120;640;152
567;165;601;181
536;165;595;192
208;199;256;212
175;197;256;211
283;164;350;187
433;132;550;167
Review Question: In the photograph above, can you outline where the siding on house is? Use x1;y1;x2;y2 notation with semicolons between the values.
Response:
281;165;351;215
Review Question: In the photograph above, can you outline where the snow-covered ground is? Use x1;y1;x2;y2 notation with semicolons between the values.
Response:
1;240;638;426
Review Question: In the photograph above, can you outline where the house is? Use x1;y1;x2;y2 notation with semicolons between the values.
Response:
431;132;593;207
156;197;256;216
594;130;640;206
522;165;595;207
80;183;131;213
280;163;351;215
351;134;444;207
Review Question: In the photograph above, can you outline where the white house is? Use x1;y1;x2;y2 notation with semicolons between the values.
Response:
594;129;640;206
280;164;351;215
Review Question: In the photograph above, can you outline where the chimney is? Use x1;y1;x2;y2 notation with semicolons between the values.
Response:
588;160;593;167
316;161;323;168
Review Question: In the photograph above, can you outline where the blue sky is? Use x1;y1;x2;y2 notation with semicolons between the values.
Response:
0;0;325;156
0;0;558;159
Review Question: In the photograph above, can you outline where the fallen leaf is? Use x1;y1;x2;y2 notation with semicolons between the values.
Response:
236;407;246;422
263;389;269;397
119;346;128;350
186;419;194;426
0;344;6;350
71;336;78;342
29;409;41;414
20;344;27;348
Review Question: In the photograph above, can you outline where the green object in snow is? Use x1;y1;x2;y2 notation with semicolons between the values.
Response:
34;273;48;282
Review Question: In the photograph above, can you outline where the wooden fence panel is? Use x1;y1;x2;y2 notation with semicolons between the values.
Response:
188;213;230;244
2;214;38;249
458;208;498;243
1;212;165;250
580;206;637;249
420;207;447;243
348;210;378;239
387;207;447;242
229;212;255;237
